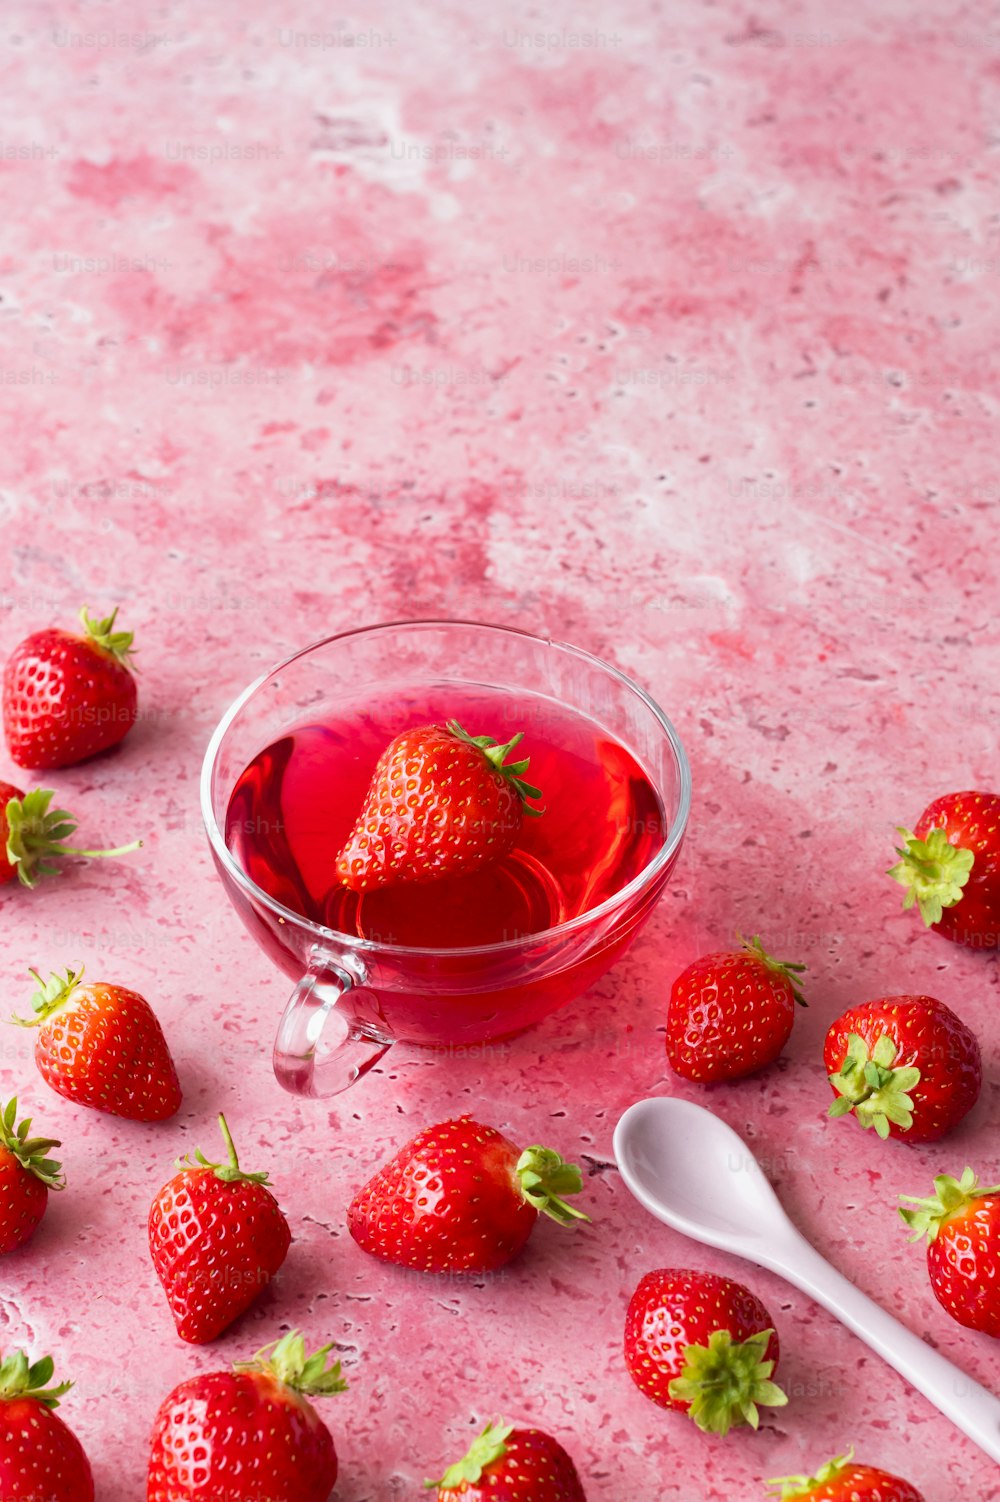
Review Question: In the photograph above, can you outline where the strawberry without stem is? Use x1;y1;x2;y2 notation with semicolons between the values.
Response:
624;1269;787;1435
1;784;141;889
0;1098;63;1256
0;1348;93;1501
349;1116;589;1275
13;968;181;1121
336;720;542;892
825;995;980;1143
767;1448;925;1501
888;790;1000;949
899;1167;1000;1336
3;605;138;769
426;1420;586;1501
666;935;807;1083
147;1329;346;1502
149;1115;291;1344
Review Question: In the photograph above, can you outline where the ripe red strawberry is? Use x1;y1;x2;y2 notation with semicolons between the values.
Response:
14;968;181;1121
348;1115;588;1274
3;605;138;769
767;1447;925;1501
889;790;1000;949
149;1115;291;1343
426;1420;586;1500
899;1167;1000;1335
666;935;807;1082
624;1268;786;1434
336;720;542;891
0;1098;63;1255
147;1329;345;1501
0;1348;94;1500
1;784;141;888
825;995;980;1142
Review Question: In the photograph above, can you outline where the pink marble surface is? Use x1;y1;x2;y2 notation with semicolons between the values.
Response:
2;0;999;1495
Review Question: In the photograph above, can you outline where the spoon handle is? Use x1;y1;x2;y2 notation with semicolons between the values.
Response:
768;1227;1000;1463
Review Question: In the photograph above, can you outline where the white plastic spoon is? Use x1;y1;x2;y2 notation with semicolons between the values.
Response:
613;1095;1000;1463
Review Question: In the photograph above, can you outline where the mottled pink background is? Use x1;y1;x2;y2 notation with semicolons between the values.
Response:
2;1;999;1497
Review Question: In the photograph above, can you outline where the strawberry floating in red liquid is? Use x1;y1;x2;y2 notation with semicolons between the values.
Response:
3;605;138;769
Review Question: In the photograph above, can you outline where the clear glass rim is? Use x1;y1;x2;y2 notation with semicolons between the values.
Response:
199;619;692;960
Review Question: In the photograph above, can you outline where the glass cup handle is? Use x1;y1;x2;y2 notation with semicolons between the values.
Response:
272;949;393;1098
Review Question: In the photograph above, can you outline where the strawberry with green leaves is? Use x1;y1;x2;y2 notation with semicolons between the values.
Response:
889;790;1000;949
349;1115;588;1275
149;1115;291;1343
1;785;140;889
336;720;542;891
899;1167;1000;1336
666;935;807;1082
425;1420;586;1500
13;968;181;1121
3;605;138;769
147;1330;345;1501
0;1098;63;1255
0;1348;94;1500
825;995;980;1142
624;1269;787;1435
767;1448;925;1501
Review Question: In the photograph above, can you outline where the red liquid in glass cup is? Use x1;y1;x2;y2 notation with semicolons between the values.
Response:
225;683;668;1047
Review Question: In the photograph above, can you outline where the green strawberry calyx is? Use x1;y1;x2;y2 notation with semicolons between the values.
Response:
767;1447;855;1497
516;1146;591;1226
425;1419;514;1490
11;968;86;1030
827;1032;920;1140
446;721;544;817
668;1327;788;1437
0;1350;72;1409
888;825;974;926
739;933;808;1007
80;605;137;670
177;1113;271;1186
0;1098;64;1189
4;788;142;889
899;1168;1000;1243
234;1329;347;1396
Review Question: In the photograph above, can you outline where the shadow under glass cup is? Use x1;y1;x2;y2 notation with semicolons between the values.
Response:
200;621;691;1097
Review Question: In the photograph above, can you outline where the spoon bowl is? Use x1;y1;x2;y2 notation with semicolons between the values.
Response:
614;1095;1000;1464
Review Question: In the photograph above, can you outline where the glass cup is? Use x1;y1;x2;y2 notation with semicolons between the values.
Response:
200;621;691;1097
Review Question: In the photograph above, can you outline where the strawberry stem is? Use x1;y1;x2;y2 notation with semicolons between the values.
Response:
0;1098;64;1190
10;967;85;1029
445;721;544;817
739;934;808;1007
4;789;142;889
516;1146;591;1226
177;1114;271;1186
79;605;137;670
234;1330;348;1396
0;1350;72;1409
767;1449;856;1498
426;1420;514;1490
827;1032;921;1139
888;825;974;926
668;1328;788;1437
899;1168;1000;1243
